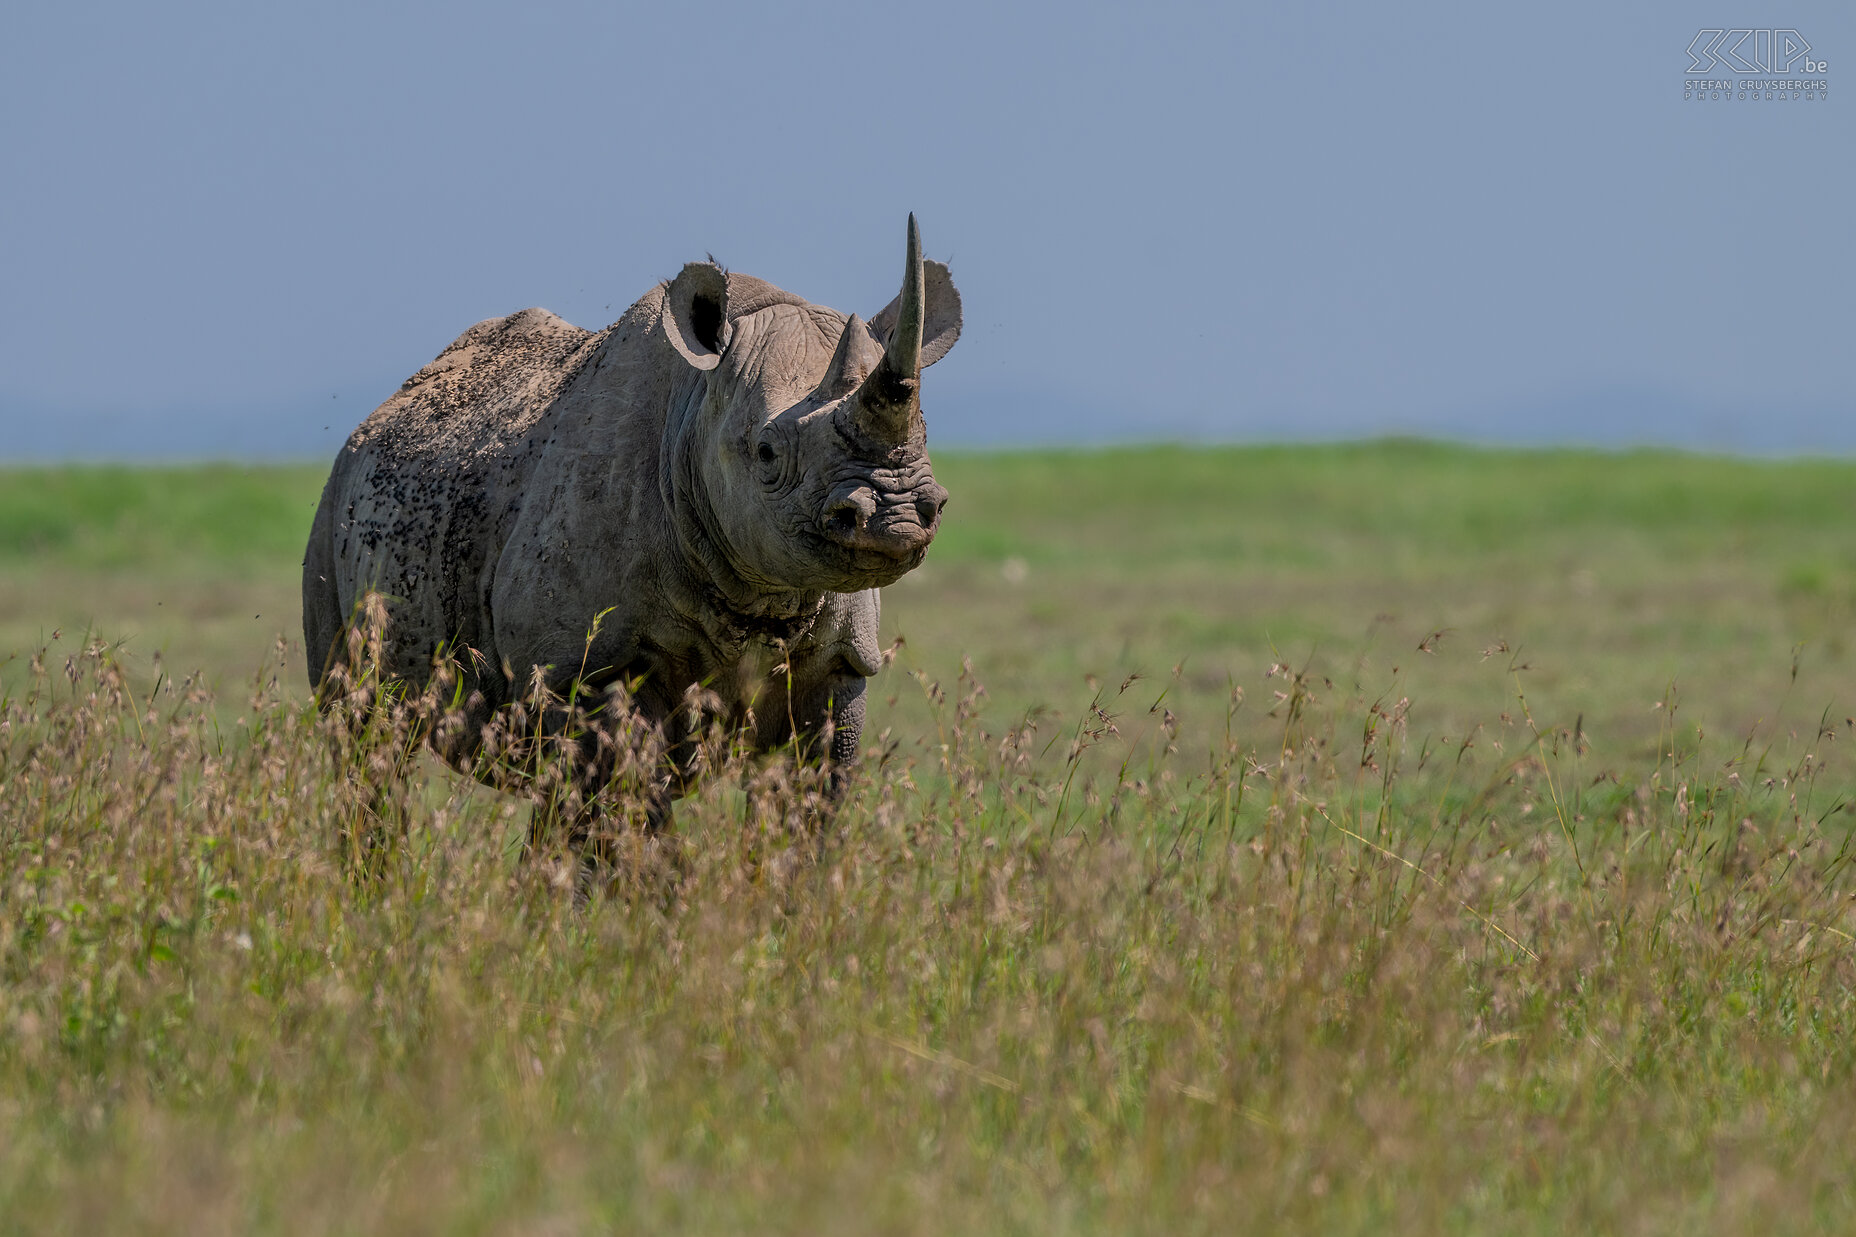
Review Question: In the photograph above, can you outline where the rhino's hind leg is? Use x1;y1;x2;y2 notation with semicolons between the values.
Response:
301;478;349;697
306;593;434;880
331;721;425;882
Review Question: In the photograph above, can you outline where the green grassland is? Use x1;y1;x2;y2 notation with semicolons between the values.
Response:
6;443;1855;754
3;443;1856;1233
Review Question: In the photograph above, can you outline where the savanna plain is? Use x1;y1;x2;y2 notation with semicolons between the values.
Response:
4;442;1856;1234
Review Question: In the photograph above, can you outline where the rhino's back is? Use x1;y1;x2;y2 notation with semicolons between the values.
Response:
307;308;603;685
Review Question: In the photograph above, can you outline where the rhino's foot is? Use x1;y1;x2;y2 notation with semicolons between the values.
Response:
338;814;409;886
525;789;683;910
575;828;685;911
333;765;418;885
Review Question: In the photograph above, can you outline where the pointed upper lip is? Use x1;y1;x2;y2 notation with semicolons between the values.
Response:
822;520;932;560
799;528;928;587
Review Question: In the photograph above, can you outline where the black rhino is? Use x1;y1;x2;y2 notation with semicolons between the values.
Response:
303;216;960;857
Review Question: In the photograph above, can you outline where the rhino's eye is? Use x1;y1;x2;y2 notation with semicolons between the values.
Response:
757;442;777;465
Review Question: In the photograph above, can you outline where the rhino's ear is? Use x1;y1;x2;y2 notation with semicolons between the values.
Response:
871;259;961;368
663;261;730;371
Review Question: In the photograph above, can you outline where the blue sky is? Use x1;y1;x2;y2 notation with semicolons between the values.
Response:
0;1;1849;458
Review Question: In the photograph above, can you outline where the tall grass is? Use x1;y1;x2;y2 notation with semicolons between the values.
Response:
3;624;1855;1234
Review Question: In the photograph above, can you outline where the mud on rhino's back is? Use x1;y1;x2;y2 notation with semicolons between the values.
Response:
316;307;604;682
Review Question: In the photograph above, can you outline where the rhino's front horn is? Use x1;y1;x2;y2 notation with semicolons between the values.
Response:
848;214;926;447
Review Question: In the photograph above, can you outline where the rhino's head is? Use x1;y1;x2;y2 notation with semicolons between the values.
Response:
661;216;962;599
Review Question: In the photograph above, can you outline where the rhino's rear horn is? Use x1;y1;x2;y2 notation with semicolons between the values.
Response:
814;313;885;402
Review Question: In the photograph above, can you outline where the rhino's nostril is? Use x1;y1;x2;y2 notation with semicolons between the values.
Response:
916;497;941;528
824;484;879;539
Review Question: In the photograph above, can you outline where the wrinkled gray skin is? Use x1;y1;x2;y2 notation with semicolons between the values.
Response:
303;217;960;846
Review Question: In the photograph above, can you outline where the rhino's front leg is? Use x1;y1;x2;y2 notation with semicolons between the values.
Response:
517;688;682;900
787;665;868;793
825;674;867;774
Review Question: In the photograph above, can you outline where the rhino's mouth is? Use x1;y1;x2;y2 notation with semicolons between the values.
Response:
798;529;929;590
